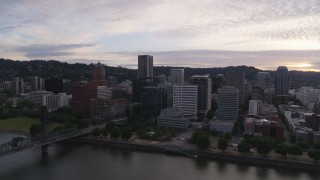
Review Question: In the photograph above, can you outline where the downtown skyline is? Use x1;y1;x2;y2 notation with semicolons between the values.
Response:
0;0;319;71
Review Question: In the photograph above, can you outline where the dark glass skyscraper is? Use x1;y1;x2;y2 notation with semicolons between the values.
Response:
138;55;153;79
275;66;289;96
226;72;245;105
45;77;63;94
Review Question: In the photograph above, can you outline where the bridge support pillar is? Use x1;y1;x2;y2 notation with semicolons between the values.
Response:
42;145;49;156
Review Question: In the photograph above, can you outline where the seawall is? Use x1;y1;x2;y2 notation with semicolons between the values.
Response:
72;138;320;172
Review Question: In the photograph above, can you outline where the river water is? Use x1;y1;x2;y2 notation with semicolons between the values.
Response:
0;133;319;180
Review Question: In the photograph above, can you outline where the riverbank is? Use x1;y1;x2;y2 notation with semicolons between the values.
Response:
73;137;320;172
0;129;30;137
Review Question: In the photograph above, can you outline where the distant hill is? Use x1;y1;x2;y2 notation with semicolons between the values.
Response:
0;58;319;89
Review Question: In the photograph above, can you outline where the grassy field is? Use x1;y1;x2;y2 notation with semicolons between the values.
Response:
0;116;63;132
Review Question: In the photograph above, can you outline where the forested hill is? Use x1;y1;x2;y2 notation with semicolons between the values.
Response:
0;58;319;88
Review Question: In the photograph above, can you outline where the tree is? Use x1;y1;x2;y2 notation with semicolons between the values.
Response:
288;145;303;158
105;121;115;130
275;143;289;158
297;140;310;149
110;127;120;139
220;133;232;140
206;109;215;119
218;138;228;152
196;134;210;149
121;127;133;140
238;141;251;154
308;149;320;162
256;139;273;156
190;130;209;144
91;128;101;137
17;99;34;109
101;129;109;137
29;124;42;136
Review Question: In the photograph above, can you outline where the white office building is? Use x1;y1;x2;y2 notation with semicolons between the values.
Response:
43;93;70;111
173;85;198;116
28;90;53;106
97;86;113;99
296;87;320;106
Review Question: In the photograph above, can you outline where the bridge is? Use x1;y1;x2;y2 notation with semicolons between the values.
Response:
0;127;92;158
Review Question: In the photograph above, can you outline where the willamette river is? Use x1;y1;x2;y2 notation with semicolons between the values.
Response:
0;133;319;180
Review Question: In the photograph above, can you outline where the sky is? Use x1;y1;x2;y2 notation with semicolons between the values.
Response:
0;0;319;71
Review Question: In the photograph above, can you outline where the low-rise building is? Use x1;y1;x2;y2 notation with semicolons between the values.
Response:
157;108;189;129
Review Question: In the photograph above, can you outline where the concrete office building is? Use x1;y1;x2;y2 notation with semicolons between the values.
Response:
30;76;45;91
11;77;24;96
249;100;263;116
157;108;189;129
216;86;238;121
28;90;53;106
275;66;289;96
173;85;198;116
227;72;245;105
43;93;70;112
168;69;184;85
191;75;212;114
138;55;153;79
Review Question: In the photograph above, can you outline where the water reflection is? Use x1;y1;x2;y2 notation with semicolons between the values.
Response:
193;158;209;171
236;163;249;173
256;167;269;180
216;161;227;173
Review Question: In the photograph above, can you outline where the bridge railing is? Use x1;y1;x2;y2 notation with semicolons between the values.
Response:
0;128;84;156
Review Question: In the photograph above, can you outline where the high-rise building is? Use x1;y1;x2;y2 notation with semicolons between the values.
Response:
141;86;167;117
255;72;271;89
92;62;107;86
132;77;159;103
214;74;227;92
168;69;184;85
31;76;45;91
275;66;289;96
72;63;107;117
173;85;198;116
11;77;24;96
72;82;97;117
249;100;263;115
107;76;117;88
45;77;63;94
138;55;153;79
227;72;245;105
191;75;212;114
216;86;238;121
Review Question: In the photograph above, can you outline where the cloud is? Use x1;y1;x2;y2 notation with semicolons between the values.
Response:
0;0;319;68
16;43;96;58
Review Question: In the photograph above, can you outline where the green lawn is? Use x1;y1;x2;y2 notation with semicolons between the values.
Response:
0;116;63;132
